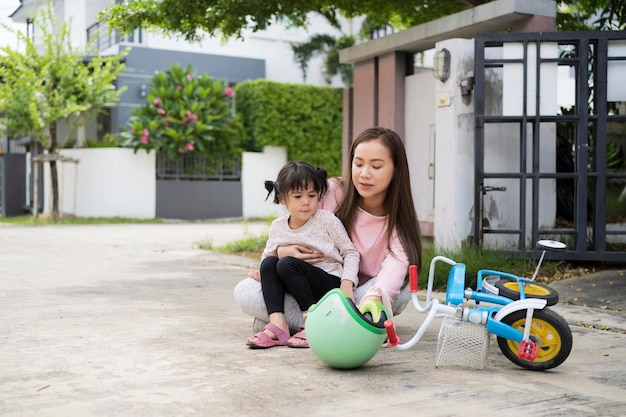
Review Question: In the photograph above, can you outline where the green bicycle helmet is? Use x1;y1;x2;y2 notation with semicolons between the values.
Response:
306;289;389;369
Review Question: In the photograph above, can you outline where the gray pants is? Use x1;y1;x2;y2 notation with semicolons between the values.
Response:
233;277;411;332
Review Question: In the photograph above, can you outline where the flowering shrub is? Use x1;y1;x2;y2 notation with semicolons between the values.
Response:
122;64;242;158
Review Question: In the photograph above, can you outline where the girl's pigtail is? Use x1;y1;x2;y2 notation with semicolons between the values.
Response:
264;180;275;202
316;167;329;199
316;167;328;182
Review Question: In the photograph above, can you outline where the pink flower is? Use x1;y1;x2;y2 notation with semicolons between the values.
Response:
153;98;161;106
177;85;182;91
186;74;194;82
140;135;150;144
185;141;195;152
157;108;165;115
142;128;149;136
224;86;235;98
182;110;198;124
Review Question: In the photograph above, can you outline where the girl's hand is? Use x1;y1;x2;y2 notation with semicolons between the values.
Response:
277;244;324;264
340;280;355;302
248;269;260;281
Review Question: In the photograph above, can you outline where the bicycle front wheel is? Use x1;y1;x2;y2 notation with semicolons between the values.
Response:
496;308;572;371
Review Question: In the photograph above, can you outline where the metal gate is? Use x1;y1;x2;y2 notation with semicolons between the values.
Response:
474;31;626;261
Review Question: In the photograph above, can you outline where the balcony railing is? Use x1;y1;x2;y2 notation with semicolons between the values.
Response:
86;20;143;52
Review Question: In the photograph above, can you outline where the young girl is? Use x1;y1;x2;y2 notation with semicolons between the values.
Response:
235;127;422;343
245;161;360;349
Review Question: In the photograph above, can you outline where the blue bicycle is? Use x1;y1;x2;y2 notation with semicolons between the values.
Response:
384;240;573;371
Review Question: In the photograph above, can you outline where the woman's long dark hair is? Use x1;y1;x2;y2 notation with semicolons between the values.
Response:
335;127;423;272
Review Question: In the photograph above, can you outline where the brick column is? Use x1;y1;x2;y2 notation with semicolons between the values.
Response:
351;59;377;137
377;51;406;140
342;88;353;171
512;15;556;32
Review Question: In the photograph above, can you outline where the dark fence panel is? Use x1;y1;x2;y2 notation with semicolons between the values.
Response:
156;180;242;220
0;154;27;216
156;153;241;180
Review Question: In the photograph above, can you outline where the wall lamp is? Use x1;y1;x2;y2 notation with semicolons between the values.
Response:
433;48;451;82
140;84;147;98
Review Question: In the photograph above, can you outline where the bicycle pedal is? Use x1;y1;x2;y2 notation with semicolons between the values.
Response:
518;340;538;361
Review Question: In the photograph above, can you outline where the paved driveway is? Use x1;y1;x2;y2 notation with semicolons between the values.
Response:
1;223;625;417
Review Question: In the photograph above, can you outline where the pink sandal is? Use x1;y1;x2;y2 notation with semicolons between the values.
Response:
287;330;309;348
246;323;290;349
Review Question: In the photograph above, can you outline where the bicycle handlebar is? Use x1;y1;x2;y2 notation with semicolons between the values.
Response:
384;320;400;346
409;265;419;292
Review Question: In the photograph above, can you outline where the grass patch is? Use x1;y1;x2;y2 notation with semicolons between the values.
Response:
0;215;165;226
213;231;269;260
201;216;274;259
420;243;581;290
211;233;587;291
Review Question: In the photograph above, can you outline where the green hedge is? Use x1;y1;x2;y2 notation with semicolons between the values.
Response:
235;79;343;176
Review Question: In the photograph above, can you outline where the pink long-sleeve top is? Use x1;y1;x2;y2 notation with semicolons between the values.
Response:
262;208;360;286
320;180;409;302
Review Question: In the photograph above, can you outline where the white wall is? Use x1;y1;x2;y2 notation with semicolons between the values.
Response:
242;146;287;219
40;146;289;220
43;148;156;218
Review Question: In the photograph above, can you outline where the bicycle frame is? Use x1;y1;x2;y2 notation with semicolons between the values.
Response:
385;256;547;360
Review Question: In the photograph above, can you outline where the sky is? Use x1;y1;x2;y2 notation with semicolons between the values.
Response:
0;0;26;49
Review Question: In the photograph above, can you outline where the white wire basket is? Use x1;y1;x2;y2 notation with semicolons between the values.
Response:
435;315;491;369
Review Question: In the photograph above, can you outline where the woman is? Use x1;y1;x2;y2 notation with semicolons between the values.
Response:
234;127;423;346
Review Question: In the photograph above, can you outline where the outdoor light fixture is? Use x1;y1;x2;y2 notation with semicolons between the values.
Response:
461;75;474;96
433;48;451;82
139;84;147;97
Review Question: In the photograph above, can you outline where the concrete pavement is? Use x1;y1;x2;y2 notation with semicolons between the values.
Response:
1;222;626;417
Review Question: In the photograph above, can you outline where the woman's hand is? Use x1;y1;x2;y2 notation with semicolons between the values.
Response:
248;269;260;281
276;244;324;264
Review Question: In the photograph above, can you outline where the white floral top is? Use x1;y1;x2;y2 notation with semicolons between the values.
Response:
262;209;360;286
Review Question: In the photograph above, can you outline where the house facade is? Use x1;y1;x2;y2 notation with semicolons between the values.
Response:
9;0;351;143
3;0;353;218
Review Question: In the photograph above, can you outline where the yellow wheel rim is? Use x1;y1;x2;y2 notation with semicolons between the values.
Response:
503;281;551;297
506;317;563;363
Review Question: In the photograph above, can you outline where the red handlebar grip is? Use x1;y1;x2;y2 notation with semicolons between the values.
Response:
384;320;400;346
409;265;419;293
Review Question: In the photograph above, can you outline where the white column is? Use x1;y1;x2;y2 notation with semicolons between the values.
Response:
63;0;86;47
242;146;287;218
433;38;475;251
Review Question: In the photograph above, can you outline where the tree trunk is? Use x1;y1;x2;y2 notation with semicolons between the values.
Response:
48;122;60;220
50;160;59;219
